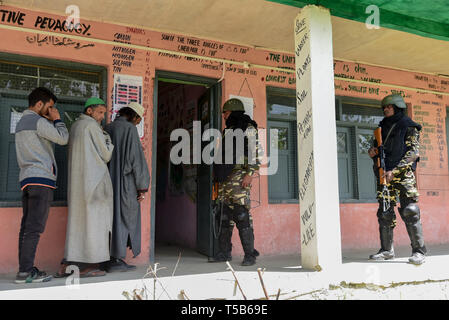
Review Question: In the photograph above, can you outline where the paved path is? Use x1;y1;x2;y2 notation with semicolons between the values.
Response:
1;244;448;299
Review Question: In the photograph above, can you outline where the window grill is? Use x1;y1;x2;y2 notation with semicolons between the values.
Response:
0;59;103;204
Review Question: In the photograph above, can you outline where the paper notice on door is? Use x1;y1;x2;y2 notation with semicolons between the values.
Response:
10;108;23;134
229;95;254;119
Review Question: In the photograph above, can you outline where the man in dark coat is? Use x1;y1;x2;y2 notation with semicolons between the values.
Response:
103;102;150;272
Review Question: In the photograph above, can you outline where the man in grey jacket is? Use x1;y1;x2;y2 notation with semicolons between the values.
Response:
14;87;69;283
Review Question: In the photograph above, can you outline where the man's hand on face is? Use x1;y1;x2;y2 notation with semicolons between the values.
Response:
44;106;61;121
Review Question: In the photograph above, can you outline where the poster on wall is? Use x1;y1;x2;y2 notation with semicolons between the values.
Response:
229;94;254;119
112;74;144;138
10;108;23;134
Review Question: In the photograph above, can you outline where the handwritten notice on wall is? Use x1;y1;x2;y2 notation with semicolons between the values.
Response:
25;34;94;50
294;12;318;265
413;99;448;195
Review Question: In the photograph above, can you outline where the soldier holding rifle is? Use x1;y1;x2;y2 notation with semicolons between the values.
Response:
368;94;426;265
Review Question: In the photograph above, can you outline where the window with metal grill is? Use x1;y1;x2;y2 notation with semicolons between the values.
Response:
0;58;104;205
266;87;299;203
336;96;383;202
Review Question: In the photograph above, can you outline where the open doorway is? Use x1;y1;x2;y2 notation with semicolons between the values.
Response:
153;71;221;260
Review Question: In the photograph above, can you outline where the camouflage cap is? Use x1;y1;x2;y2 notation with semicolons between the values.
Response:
223;98;245;112
381;94;407;109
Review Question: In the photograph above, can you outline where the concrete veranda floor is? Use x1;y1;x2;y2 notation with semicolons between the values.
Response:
1;243;449;299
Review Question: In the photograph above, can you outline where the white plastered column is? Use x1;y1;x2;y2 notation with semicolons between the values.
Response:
294;5;342;271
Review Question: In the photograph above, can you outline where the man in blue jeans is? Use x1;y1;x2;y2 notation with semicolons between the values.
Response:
14;87;69;283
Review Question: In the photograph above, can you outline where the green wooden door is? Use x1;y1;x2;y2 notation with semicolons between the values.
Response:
267;120;297;200
196;84;221;257
357;128;377;199
337;126;354;199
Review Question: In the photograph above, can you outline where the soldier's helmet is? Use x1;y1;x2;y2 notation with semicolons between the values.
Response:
381;94;407;109
223;98;245;112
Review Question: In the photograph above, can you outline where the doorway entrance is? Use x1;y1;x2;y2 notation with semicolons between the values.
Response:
152;71;221;261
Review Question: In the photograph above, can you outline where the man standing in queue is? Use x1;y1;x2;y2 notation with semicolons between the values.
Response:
103;102;150;272
209;98;259;266
59;97;114;277
368;94;426;265
15;87;68;283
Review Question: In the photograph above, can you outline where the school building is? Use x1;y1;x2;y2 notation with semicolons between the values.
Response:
0;0;448;273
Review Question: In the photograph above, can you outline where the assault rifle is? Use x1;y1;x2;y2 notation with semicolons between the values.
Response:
373;127;391;213
212;182;223;239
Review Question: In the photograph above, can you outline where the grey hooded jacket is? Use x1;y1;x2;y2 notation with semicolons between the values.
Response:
15;109;69;189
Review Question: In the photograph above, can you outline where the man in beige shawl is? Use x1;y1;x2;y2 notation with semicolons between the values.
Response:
57;97;114;278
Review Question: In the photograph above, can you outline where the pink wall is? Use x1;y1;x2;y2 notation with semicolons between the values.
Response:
0;5;449;273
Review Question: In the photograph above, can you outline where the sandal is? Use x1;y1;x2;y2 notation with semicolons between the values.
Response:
54;271;73;278
54;264;73;278
80;268;106;278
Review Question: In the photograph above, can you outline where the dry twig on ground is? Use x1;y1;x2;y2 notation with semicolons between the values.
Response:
257;268;270;300
226;261;247;300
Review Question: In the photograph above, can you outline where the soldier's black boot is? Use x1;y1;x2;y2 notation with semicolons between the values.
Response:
370;207;395;260
233;205;257;266
208;226;233;262
405;221;426;265
400;202;427;265
239;227;256;266
369;226;395;260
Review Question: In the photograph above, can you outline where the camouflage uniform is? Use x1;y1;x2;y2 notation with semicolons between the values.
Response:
210;99;260;266
371;95;426;263
217;123;259;211
376;127;420;206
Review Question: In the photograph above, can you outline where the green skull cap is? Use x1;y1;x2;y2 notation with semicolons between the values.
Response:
381;94;406;109
85;97;106;108
223;98;245;112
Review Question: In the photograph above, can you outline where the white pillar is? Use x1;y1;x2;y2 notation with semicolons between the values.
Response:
294;5;342;271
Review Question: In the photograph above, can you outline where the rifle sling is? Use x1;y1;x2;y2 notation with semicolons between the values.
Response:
382;123;397;146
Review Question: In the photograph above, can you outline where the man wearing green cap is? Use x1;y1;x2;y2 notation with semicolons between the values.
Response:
102;102;150;272
59;97;114;277
209;98;260;266
368;94;426;265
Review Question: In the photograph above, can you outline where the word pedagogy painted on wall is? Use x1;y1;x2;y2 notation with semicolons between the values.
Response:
0;8;92;34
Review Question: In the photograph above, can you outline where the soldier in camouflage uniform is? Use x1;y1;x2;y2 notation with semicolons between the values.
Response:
209;98;260;266
368;94;426;265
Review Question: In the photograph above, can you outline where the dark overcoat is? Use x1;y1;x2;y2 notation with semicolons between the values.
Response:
105;116;150;259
